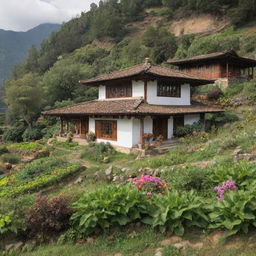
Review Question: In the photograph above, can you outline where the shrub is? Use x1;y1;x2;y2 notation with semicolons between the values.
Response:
0;214;17;235
207;87;223;100
0;146;8;156
175;122;201;137
1;153;20;164
129;175;168;196
81;142;115;162
209;190;256;236
26;195;73;239
144;191;208;235
85;131;96;143
22;127;42;142
2;122;26;142
71;185;147;238
206;111;239;127
224;82;244;97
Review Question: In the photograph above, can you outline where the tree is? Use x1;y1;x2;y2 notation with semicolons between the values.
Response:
25;45;39;73
5;73;43;127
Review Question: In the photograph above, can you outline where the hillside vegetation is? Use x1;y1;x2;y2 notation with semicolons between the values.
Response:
1;1;256;255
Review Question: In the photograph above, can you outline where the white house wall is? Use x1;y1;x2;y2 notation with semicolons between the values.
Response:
132;81;144;97
132;118;140;146
144;116;153;134
147;81;191;105
98;85;106;99
89;117;134;148
184;114;200;125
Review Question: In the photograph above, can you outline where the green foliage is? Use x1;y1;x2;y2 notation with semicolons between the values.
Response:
1;153;20;164
2;121;26;142
81;142;116;162
0;146;8;156
0;214;17;235
22;127;43;142
209;189;256;236
0;158;82;197
142;27;177;63
19;158;67;180
206;111;239;126
143;191;208;235
71;185;147;238
224;83;244;97
175;122;201;137
8;141;43;152
5;73;43;127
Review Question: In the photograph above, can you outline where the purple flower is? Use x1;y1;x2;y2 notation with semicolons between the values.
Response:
214;180;237;201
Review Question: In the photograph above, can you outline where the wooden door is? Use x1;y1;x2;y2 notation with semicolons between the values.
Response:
80;118;89;138
153;117;168;140
173;115;184;136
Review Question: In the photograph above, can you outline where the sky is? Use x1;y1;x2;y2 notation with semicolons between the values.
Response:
0;0;99;31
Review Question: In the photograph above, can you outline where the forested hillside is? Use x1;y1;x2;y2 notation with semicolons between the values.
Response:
0;23;61;83
3;0;256;141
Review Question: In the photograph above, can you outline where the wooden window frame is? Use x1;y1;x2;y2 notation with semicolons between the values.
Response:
157;81;181;98
95;120;117;141
106;80;132;99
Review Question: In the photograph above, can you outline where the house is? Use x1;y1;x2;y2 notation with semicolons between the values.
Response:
167;50;256;88
43;60;223;152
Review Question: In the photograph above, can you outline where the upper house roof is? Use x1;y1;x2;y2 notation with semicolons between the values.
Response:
79;62;214;86
167;50;256;67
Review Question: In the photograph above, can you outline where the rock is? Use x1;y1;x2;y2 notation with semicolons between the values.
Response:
230;95;248;107
188;241;204;249
173;241;190;249
5;162;12;170
114;253;124;256
22;156;35;163
5;242;24;252
86;237;94;245
160;236;182;246
208;231;225;246
105;166;113;176
34;149;50;159
73;177;83;185
155;251;162;256
103;156;110;163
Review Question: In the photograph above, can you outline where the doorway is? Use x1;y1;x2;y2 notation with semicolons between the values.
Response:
153;117;168;140
173;115;184;136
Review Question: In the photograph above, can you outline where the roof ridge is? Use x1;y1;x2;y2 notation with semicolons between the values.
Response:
80;63;144;83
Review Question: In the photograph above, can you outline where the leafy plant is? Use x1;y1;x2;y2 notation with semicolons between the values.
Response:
143;190;208;236
0;213;17;234
71;185;147;238
85;131;96;143
209;190;256;236
175;122;201;137
81;142;115;162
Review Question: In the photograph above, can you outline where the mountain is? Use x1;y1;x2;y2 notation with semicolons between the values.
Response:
0;23;61;83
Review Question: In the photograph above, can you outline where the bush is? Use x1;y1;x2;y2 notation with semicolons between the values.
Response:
26;195;73;239
209;190;256;236
71;185;147;238
81;142;115;162
0;146;8;156
206;111;239;127
1;153;20;164
85;131;96;143
207;87;223;100
22;127;42;142
175;122;201;137
144;191;208;236
2;122;26;142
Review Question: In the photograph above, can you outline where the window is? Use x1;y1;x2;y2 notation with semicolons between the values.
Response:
95;120;117;141
106;81;132;98
157;81;181;97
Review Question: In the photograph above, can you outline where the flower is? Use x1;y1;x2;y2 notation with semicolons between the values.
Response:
214;180;237;200
129;175;168;196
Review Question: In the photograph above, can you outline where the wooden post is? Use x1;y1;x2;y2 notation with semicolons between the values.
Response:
66;120;69;133
200;113;206;131
144;80;148;102
60;118;64;136
140;117;144;146
226;61;229;79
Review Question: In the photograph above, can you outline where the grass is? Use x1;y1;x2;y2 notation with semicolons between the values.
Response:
21;228;165;256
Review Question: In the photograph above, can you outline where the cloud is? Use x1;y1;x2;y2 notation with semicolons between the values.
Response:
0;0;99;31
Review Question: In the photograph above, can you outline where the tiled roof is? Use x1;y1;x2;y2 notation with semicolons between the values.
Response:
167;50;256;66
43;98;223;116
80;63;214;85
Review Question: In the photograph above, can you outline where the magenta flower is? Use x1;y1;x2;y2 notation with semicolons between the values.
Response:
214;180;237;200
